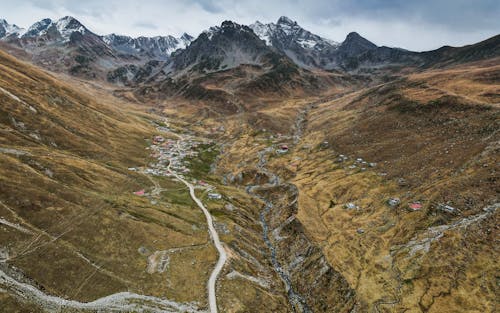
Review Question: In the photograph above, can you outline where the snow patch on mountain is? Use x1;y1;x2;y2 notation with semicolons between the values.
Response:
103;32;193;59
250;21;272;45
0;19;25;38
55;16;87;42
22;18;52;38
250;16;339;51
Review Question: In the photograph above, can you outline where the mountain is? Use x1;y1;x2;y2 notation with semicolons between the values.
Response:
103;32;193;60
339;32;377;55
107;20;283;86
248;17;422;71
126;20;342;110
0;16;118;78
21;18;52;38
166;20;279;74
248;17;496;71
19;16;90;43
1;15;498;82
118;18;500;109
0;16;193;80
0;19;24;38
250;16;340;68
420;33;500;67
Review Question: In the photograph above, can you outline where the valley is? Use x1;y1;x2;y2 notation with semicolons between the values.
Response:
0;11;498;313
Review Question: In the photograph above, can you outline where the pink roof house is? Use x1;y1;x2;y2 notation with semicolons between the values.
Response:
133;189;145;196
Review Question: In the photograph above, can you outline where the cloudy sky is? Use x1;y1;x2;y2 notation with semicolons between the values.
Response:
1;0;499;51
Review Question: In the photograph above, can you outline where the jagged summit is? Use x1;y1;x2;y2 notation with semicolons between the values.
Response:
0;18;24;38
14;16;90;42
103;32;193;59
277;16;296;25
203;20;256;41
180;33;193;42
250;17;338;48
339;31;377;55
22;18;52;37
250;16;340;68
170;20;273;73
1;15;194;61
55;16;89;42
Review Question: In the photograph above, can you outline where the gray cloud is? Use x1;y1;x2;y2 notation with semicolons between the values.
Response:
187;0;224;13
333;0;500;31
1;0;498;51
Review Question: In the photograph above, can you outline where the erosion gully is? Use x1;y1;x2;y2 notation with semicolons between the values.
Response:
245;104;318;313
246;145;312;313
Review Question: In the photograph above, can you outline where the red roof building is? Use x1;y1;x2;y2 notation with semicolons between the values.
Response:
134;189;145;196
409;202;422;211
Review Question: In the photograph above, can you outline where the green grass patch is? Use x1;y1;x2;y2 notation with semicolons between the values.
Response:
161;188;193;206
185;143;220;178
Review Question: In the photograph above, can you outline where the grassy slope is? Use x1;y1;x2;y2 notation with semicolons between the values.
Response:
213;60;498;312
286;62;499;312
0;49;216;310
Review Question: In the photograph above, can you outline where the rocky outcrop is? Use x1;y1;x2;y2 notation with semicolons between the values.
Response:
166;20;285;74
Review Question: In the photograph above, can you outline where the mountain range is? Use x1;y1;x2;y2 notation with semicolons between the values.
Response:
1;15;499;92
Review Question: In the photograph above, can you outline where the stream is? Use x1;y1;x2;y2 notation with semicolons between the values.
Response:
246;105;315;312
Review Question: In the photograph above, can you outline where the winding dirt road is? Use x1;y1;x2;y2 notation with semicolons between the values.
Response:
168;137;227;313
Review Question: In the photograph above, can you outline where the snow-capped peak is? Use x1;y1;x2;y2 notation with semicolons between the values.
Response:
0;19;25;38
22;18;53;38
103;32;194;59
55;16;87;42
202;20;255;41
178;33;193;49
250;17;339;50
18;16;88;42
249;21;272;45
277;16;296;26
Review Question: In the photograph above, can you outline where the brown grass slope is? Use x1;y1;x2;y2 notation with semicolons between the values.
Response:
287;61;499;312
0;49;217;311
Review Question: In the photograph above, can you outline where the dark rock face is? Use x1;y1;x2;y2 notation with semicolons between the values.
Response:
0;20;6;38
250;17;340;69
168;20;277;73
339;32;377;57
0;15;193;81
21;18;52;38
